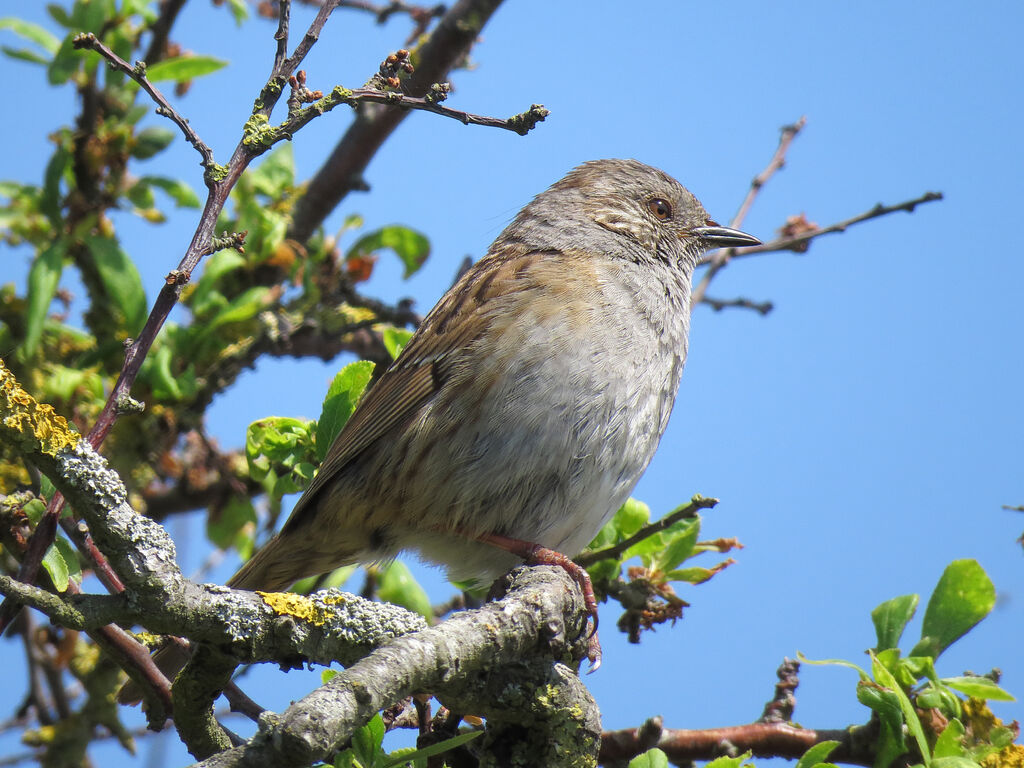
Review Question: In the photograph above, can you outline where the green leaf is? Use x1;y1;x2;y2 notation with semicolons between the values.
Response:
872;593;919;651
225;0;248;24
141;175;200;208
47;34;84;84
22;499;47;525
41;146;69;226
933;719;966;759
664;566;717;584
131;126;175;159
381;729;482;767
652;517;699;572
248;143;294;197
377;561;432;620
351;714;386;768
381;326;413;360
614;498;651;539
871;651;931;768
144;54;227;83
204;286;270;331
942;676;1015;702
912;560;995;659
0;17;61;53
315;361;374;461
796;741;840;768
42;540;70;592
2;46;50;65
23;239;66;355
627;748;669;768
321;668;337;684
54;535;81;587
705;751;753;768
929;758;981;768
207;497;257;556
83;235;148;332
126;179;155;208
347;225;430;278
47;5;73;27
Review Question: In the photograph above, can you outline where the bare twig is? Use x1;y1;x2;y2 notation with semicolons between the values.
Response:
72;33;217;176
759;658;800;723
142;0;188;65
699;296;774;315
691;118;805;308
599;720;872;766
576;496;719;567
731;191;943;258
289;0;507;242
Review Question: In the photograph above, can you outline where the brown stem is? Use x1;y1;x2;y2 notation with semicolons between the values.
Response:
691;118;806;308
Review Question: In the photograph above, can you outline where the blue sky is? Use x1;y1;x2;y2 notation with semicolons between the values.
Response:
2;1;1023;765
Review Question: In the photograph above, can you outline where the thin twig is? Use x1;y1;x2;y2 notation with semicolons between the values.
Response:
142;0;188;64
699;296;774;315
730;191;944;258
270;87;547;144
72;33;216;176
691;118;805;308
576;496;719;567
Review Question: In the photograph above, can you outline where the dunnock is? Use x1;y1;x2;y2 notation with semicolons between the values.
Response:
122;159;758;702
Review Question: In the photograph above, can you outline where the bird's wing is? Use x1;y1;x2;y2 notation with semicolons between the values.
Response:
282;248;540;530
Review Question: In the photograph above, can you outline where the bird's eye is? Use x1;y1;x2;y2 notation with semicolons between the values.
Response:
647;198;672;221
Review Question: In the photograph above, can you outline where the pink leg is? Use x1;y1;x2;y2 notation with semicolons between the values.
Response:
476;532;602;671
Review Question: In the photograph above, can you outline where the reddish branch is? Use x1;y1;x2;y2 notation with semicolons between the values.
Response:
599;721;869;766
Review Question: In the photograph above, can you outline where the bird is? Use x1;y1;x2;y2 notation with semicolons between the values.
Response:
120;158;758;703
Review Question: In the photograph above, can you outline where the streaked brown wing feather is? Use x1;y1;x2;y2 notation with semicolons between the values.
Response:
283;248;541;528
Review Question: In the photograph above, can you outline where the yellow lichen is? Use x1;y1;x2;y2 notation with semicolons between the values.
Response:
257;591;330;626
0;358;79;456
983;745;1024;768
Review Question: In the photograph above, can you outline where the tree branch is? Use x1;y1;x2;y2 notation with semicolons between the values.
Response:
577;495;719;567
72;33;217;176
289;0;507;243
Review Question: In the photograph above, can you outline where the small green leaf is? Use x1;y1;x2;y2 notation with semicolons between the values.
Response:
615;498;651;538
225;0;248;24
796;741;840;768
83;235;148;332
929;758;981;768
47;5;73;27
381;729;482;767
131;126;175;159
704;751;753;768
47;34;84;85
23;239;67;355
378;561;432;620
628;748;669;768
126;179;155;208
41;146;69;226
942;676;1015;702
872;593;919;651
933;719;966;759
42;540;70;592
871;651;931;768
0;17;61;53
204;286;271;331
315;361;375;461
207;497;257;554
664;566;716;584
321;668;337;684
22;499;47;525
248;144;294;197
351;714;386;768
652;517;699;572
2;46;50;65
913;560;995;659
347;225;430;278
54;535;81;587
144;54;227;83
141;175;200;208
381;326;413;360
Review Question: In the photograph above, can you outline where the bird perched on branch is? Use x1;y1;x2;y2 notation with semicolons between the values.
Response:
120;158;758;703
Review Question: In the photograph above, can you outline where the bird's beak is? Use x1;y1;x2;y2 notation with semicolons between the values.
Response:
690;224;761;248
